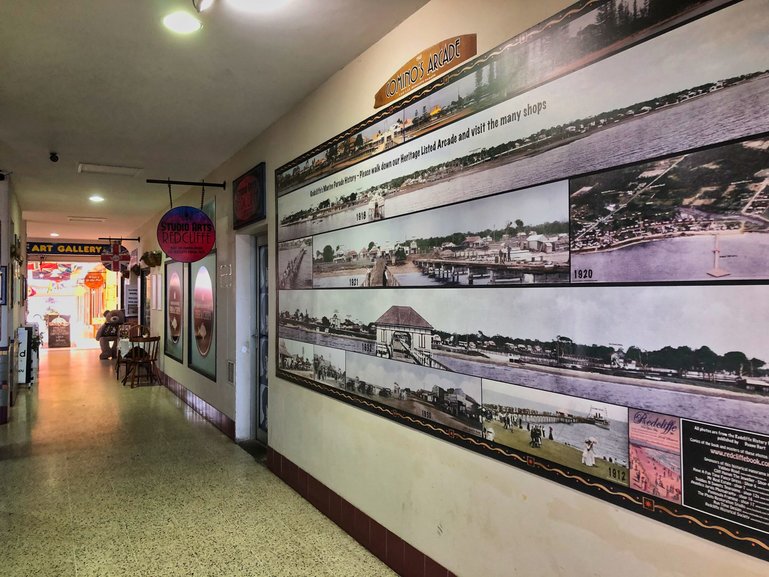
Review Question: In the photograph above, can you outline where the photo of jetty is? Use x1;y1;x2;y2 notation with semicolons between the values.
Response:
278;338;313;380
313;345;346;389
278;237;313;289
276;0;735;196
344;351;482;435
482;379;629;483
312;181;569;287
570;137;769;282
278;285;769;433
278;1;769;242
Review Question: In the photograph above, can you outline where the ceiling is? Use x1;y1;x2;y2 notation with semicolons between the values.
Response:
0;0;428;241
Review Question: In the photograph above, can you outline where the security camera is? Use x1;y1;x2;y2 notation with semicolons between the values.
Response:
49;152;59;163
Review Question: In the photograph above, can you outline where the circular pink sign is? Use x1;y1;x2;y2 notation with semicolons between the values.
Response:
157;206;215;263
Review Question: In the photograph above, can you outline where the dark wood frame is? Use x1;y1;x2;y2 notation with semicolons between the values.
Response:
232;162;266;229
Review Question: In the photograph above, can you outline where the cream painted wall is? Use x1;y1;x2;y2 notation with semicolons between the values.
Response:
131;0;768;574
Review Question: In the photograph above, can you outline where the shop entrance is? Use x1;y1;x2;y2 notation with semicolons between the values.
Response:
27;261;120;350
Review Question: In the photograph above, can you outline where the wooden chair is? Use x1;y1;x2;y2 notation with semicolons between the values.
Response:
122;336;160;388
128;324;151;338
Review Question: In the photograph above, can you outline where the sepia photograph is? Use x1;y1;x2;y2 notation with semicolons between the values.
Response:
278;338;314;380
482;379;629;484
571;137;769;282
345;351;482;435
313;181;569;288
276;0;735;197
279;237;313;289
313;345;346;389
278;285;769;433
278;0;769;242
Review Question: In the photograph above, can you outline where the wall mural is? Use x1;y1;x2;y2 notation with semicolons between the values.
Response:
275;0;769;559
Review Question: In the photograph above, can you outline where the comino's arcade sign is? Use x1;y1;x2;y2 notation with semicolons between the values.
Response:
374;34;477;108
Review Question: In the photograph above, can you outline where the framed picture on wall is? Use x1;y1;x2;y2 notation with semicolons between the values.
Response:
164;260;184;363
0;265;7;306
188;251;216;380
232;162;266;229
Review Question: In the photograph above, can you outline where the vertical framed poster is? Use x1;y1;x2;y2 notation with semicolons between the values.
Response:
233;162;266;229
188;251;216;380
164;260;184;363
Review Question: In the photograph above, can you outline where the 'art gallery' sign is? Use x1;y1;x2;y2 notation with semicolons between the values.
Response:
374;34;477;108
157;206;215;263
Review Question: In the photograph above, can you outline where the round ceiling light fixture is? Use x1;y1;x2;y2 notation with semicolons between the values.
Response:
225;0;291;14
89;194;105;203
163;11;203;33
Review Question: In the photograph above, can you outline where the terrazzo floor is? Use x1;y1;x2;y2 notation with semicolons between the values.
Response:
0;349;397;576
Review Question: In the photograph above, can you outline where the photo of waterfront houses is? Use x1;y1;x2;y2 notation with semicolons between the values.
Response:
312;181;569;288
570;137;769;282
278;338;313;380
313;345;346;389
275;0;737;196
345;351;483;435
277;285;769;433
279;237;313;289
481;379;629;484
628;409;682;503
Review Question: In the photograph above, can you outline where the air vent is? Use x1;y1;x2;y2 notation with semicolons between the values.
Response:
68;216;107;223
227;360;235;384
77;163;142;177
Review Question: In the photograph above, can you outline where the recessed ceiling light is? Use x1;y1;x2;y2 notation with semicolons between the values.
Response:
89;195;105;202
225;0;291;13
50;233;60;237
163;11;202;33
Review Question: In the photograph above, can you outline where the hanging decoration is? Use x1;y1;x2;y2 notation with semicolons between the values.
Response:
99;242;131;272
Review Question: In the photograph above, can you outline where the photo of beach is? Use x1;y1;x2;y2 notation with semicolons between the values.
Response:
345;351;483;435
278;237;313;289
482;378;629;484
628;409;682;503
312;181;569;288
570;137;769;283
278;285;769;434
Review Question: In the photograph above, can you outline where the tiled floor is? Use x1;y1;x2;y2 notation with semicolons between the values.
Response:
0;350;397;577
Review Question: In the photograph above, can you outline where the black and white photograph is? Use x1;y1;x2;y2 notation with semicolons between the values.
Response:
276;0;737;197
482;379;629;484
313;344;346;389
278;338;313;380
571;136;769;283
279;236;313;289
278;0;769;242
345;351;482;435
278;285;769;434
312;181;569;288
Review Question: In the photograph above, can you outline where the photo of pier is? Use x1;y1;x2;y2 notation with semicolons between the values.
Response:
344;351;482;435
628;409;682;503
570;137;769;283
278;285;769;434
482;379;628;484
278;237;313;289
313;345;346;389
312;181;569;288
278;1;769;242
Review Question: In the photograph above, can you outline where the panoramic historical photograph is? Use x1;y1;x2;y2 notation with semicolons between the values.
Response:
570;137;769;282
482;379;629;484
312;181;569;288
278;285;769;434
345;351;483;435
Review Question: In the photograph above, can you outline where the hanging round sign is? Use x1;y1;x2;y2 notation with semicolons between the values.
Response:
100;243;130;272
84;271;106;289
157;206;215;263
